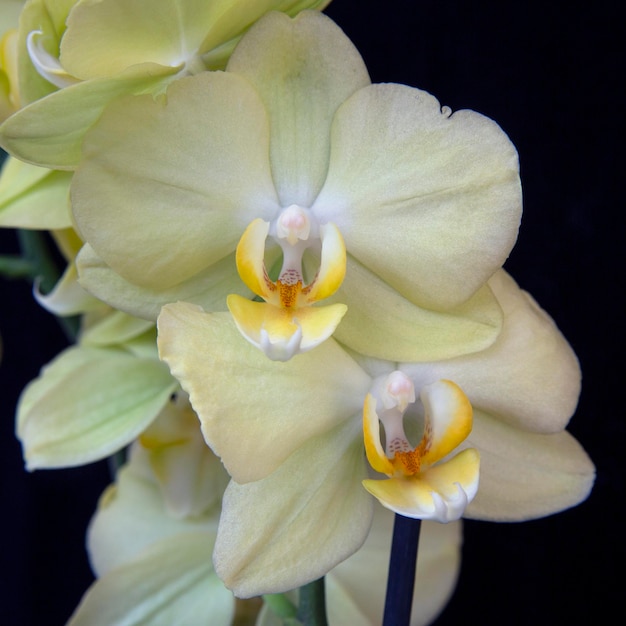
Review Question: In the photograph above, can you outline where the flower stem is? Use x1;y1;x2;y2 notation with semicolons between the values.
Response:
296;577;328;626
383;514;422;626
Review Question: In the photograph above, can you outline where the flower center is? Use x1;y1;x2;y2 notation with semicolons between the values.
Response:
226;206;347;361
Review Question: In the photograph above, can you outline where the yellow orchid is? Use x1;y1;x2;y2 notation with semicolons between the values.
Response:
157;269;594;596
69;11;520;363
0;0;332;169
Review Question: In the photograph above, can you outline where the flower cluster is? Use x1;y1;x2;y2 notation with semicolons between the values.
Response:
0;2;594;625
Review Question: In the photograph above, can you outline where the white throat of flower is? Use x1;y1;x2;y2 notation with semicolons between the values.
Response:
227;205;347;361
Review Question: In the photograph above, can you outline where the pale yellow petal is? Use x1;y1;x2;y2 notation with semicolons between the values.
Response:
87;460;219;577
227;10;370;207
213;418;373;598
0;156;72;229
69;533;233;626
158;305;371;483
0;70;172;168
402;270;582;433
76;244;250;321
313;83;522;309
71;72;278;288
463;410;595;521
318;254;503;361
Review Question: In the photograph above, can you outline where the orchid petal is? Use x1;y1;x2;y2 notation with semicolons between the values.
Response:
234;218;274;300
17;346;177;469
227;10;370;207
313;83;522;309
303;222;347;302
463;410;595;521
363;449;480;522
34;260;103;315
213;418;373;598
198;1;332;60
71;72;279;288
401;270;582;433
87;460;219;577
227;294;347;361
0;69;173;169
76;244;250;321
0;156;72;228
59;0;216;79
318;254;503;361
362;393;395;476
419;380;473;467
69;533;233;626
157;305;371;483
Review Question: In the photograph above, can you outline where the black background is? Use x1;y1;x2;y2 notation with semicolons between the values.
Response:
0;0;622;624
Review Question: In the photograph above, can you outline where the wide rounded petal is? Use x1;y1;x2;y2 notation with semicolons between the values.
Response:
16;346;177;469
363;449;480;522
226;10;370;207
69;532;233;626
71;72;279;289
213;418;374;598
157;305;371;482
327;508;462;626
0;157;72;228
463;410;595;521
59;0;216;79
0;69;172;168
76;244;251;321
402;270;582;433
322;254;503;361
313;83;522;310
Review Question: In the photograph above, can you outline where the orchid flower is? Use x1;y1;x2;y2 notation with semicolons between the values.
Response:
68;10;521;363
158;269;594;596
0;0;332;168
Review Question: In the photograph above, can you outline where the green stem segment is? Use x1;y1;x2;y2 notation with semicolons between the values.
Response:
382;514;422;626
297;577;328;626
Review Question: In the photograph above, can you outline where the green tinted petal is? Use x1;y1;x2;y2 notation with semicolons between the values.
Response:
213;418;373;598
227;10;370;207
76;244;250;321
157;305;371;483
72;72;278;289
69;533;233;626
463;410;595;521
0;69;172;168
80;310;155;348
17;345;177;468
313;83;522;309
401;270;582;433
327;509;462;626
0;156;72;228
322;254;502;362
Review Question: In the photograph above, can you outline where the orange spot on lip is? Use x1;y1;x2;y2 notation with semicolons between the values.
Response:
393;449;421;476
278;279;302;308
